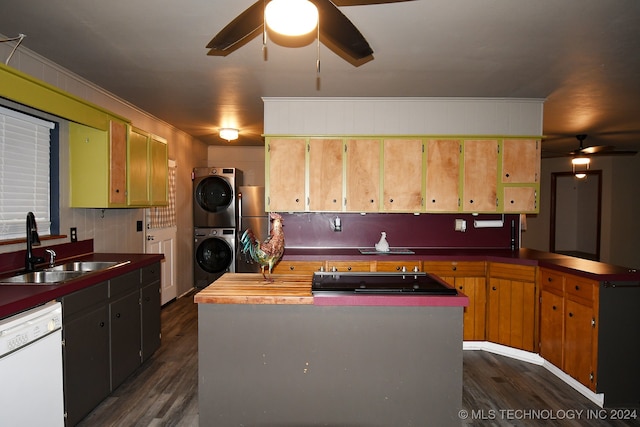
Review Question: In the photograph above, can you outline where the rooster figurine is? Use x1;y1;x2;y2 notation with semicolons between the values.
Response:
240;212;285;282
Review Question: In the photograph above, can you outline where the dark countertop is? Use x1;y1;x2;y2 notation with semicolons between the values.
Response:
0;253;164;320
281;247;640;281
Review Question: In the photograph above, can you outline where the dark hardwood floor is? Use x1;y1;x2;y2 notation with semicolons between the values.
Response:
79;291;640;426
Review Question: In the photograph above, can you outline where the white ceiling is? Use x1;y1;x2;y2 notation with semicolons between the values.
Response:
1;0;639;157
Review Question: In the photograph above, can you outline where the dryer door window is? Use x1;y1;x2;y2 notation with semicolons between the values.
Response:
196;237;233;273
195;176;233;213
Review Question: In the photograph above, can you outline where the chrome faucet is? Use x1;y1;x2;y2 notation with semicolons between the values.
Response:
45;248;57;267
25;212;44;272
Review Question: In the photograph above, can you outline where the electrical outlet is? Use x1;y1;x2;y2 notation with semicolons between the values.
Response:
70;227;77;242
137;220;143;232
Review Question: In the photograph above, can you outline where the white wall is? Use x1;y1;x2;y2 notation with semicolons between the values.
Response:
522;155;640;269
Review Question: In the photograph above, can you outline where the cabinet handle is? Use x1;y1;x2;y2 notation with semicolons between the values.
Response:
295;198;300;203
116;313;121;319
547;277;553;282
469;199;474;204
289;266;295;270
389;198;394;203
431;199;436;203
552;306;557;310
347;266;352;271
510;200;515;204
458;286;463;290
452;266;457;271
492;286;497;291
99;321;105;328
569;312;574;317
115;189;120;193
505;173;510;178
370;199;374;203
332;199;337;203
575;285;580;291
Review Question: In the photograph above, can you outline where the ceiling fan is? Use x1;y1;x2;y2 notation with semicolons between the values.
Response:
569;134;637;157
206;0;411;65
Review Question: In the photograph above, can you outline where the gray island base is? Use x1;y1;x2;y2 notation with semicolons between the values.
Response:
198;301;464;426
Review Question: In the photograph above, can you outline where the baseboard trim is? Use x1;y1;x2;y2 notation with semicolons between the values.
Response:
463;341;605;407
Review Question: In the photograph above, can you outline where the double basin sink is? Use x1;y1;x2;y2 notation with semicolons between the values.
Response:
0;261;130;285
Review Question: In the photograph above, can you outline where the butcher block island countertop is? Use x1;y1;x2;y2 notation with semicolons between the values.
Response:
193;273;313;304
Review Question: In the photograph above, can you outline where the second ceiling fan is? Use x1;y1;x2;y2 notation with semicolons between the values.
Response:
206;0;411;65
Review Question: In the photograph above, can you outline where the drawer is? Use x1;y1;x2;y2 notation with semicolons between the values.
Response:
489;262;536;282
110;269;141;298
271;261;325;274
141;262;161;285
540;268;564;293
423;261;486;277
325;261;373;272
375;260;421;272
61;281;109;318
565;275;597;303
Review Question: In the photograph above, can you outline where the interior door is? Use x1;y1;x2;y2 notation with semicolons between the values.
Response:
145;159;177;305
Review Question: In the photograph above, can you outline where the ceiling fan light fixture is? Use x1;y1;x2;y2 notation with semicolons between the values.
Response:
572;156;590;178
265;0;319;36
219;128;239;142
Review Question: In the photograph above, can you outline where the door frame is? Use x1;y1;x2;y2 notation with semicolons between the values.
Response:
549;170;602;261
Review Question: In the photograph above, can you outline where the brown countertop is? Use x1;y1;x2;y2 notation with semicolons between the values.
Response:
194;273;469;307
281;247;640;281
0;253;164;319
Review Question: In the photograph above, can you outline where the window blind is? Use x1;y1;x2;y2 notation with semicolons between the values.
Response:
0;105;54;239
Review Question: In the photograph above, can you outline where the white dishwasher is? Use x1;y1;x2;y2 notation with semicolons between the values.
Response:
0;301;64;427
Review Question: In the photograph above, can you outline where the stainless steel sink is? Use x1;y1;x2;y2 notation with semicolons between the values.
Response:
0;270;86;285
47;261;128;272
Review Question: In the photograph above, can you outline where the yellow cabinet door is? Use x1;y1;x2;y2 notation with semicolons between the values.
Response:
463;139;498;212
382;139;423;212
127;128;150;206
345;139;380;212
149;136;168;205
69;122;110;208
308;138;343;211
425;139;460;212
267;138;306;212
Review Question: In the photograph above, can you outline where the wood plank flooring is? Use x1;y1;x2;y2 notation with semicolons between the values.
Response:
79;291;640;426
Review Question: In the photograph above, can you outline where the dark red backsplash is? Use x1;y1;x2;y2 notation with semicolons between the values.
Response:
279;213;520;249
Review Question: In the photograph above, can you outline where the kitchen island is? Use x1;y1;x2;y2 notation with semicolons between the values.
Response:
195;273;468;426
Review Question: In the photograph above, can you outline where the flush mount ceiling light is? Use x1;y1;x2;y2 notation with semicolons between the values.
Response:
265;0;319;36
219;128;239;142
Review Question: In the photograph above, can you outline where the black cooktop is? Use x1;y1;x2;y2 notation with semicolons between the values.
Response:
311;272;457;295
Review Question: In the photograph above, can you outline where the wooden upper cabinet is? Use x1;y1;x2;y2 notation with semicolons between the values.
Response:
267;138;306;212
109;120;127;205
308;139;343;211
149;136;168;205
127;128;150;206
463;139;498;212
345;139;380;212
502;139;540;183
425;139;460;212
382;139;423;212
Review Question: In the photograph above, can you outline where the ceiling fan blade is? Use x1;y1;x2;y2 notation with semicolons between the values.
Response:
333;0;414;5
311;0;374;61
588;150;638;157
206;1;264;54
578;145;615;155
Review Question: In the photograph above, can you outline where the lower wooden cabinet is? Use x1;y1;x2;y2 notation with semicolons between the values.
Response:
271;261;325;275
539;268;599;391
423;261;486;341
487;263;537;352
60;263;161;425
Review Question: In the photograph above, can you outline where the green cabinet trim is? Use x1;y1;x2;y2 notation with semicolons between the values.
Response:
0;64;128;130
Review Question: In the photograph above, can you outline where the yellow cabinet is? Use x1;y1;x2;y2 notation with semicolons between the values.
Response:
308;138;343;211
500;139;540;213
70;119;127;208
345;139;380;212
382;139;423;212
127;128;168;207
425;139;461;212
266;138;306;212
462;139;498;212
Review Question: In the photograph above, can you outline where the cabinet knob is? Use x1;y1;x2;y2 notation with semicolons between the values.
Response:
289;266;295;270
469;199;474;204
505;173;510;178
115;189;120;193
370;199;374;203
295;198;300;203
575;285;580;291
510;200;515;204
332;199;337;203
552;305;557;310
431;199;436;203
452;266;457;271
569;312;574;317
389;199;394;203
99;321;105;328
116;313;121;319
492;286;497;291
547;277;553;282
458;286;463;290
347;266;352;271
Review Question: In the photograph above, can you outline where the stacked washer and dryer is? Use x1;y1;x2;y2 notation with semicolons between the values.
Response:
193;167;242;288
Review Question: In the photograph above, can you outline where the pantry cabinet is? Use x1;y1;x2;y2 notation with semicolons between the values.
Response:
70;119;128;208
486;262;537;351
424;261;487;341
